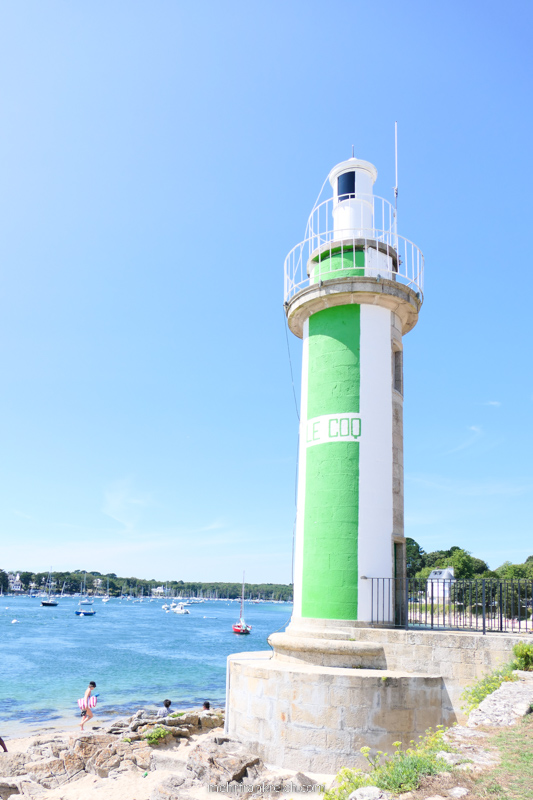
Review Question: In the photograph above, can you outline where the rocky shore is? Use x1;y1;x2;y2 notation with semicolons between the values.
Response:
1;671;532;800
0;707;327;800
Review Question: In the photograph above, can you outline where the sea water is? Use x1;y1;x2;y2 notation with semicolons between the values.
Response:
0;596;292;736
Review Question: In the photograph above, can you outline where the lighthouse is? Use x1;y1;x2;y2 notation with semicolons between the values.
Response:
284;155;424;628
226;155;432;773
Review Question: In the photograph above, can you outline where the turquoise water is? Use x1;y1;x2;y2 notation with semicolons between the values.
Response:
0;596;292;736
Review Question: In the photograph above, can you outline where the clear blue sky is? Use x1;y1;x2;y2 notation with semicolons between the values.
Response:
1;1;531;583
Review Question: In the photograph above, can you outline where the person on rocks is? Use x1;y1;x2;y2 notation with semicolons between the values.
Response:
78;681;97;730
202;701;210;710
156;699;172;718
0;735;7;752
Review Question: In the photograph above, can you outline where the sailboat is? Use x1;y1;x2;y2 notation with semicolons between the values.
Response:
41;570;59;607
232;572;251;634
75;573;96;616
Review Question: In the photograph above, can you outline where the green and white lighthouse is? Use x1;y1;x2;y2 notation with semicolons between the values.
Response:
284;155;424;628
227;154;434;773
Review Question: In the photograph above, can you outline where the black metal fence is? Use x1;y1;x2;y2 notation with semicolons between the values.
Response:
367;578;533;634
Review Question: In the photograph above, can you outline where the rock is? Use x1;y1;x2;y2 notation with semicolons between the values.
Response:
129;745;152;770
85;750;121;778
198;712;224;730
435;751;463;766
468;680;533;728
150;749;188;772
448;789;468;798
175;713;199;727
24;758;66;789
0;754;30;777
0;778;45;800
26;740;68;762
72;734;117;762
348;788;391;800
0;778;22;800
186;740;262;785
164;718;193;732
294;772;316;788
61;752;85;778
150;776;191;800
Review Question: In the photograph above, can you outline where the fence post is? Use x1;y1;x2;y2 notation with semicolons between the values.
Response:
482;579;486;635
405;578;409;631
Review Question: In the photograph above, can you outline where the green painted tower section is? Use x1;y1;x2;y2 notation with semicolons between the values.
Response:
301;304;361;620
311;247;365;283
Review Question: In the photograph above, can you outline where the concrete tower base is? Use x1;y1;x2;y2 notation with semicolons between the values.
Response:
226;628;527;772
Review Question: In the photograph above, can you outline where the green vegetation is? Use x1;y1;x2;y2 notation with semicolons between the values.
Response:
461;664;517;715
461;643;533;715
0;569;8;593
143;726;170;746
473;715;533;799
0;568;293;601
323;727;454;798
512;641;533;672
406;539;533;582
170;711;185;717
406;540;493;581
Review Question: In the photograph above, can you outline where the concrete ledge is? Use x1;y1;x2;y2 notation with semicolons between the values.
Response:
286;277;421;338
269;632;386;668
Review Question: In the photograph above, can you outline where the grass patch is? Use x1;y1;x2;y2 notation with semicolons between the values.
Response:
473;714;533;799
170;711;185;717
143;726;170;746
323;727;455;798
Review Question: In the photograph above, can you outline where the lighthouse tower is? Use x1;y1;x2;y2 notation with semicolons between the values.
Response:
284;155;424;630
226;156;429;773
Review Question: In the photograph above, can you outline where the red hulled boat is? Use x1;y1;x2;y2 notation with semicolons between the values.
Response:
233;573;251;634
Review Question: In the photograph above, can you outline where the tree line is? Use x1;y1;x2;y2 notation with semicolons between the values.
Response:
406;539;533;582
0;568;293;601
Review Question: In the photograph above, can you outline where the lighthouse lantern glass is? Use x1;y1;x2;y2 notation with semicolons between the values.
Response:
338;171;355;201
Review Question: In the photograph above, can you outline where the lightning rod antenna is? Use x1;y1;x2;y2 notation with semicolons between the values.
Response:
394;121;398;241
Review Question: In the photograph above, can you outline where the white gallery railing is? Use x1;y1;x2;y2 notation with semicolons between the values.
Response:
284;195;424;304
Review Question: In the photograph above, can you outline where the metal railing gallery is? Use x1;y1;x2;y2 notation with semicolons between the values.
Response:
284;195;424;304
367;578;533;635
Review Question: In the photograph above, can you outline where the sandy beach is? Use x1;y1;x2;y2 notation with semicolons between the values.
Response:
1;710;333;800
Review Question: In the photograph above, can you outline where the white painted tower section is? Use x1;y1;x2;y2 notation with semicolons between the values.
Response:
329;158;377;238
357;304;394;621
292;318;309;619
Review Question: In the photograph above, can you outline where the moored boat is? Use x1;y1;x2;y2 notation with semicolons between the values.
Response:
172;602;190;615
41;570;58;607
232;573;251;634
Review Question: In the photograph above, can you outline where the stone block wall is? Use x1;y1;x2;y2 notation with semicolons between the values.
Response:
227;654;446;773
351;628;529;720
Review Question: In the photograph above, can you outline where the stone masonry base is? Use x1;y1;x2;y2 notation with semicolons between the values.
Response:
226;629;530;772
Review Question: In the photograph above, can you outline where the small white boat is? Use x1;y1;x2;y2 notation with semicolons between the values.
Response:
172;603;190;615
